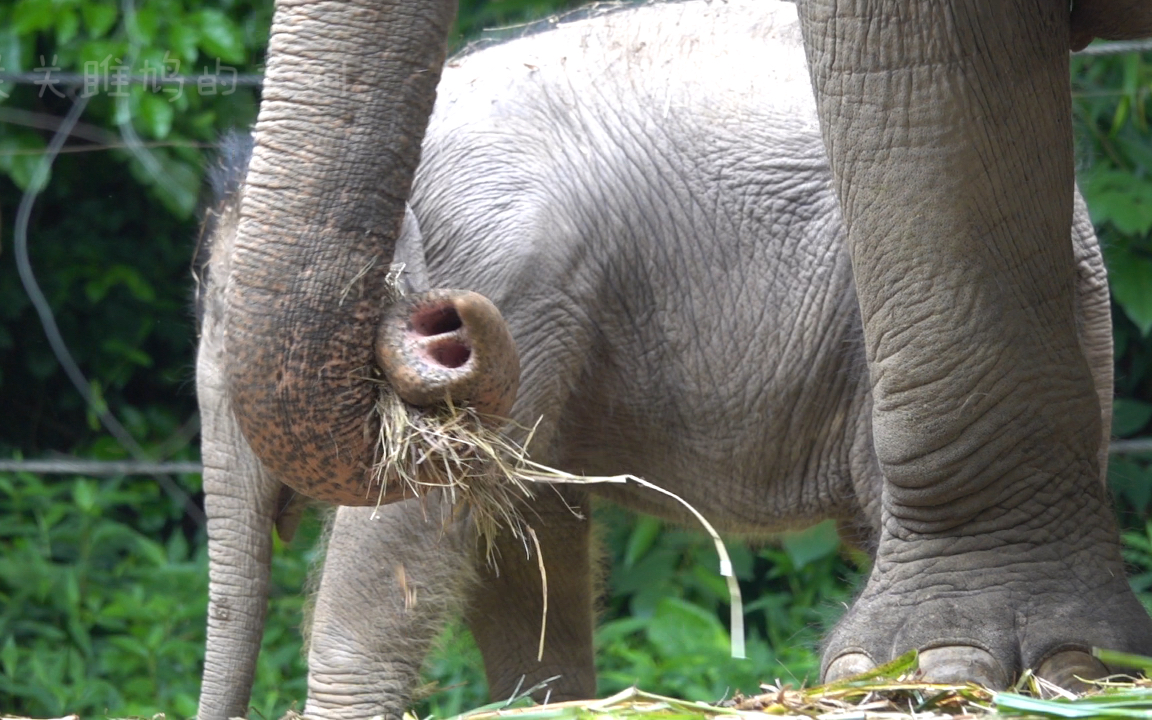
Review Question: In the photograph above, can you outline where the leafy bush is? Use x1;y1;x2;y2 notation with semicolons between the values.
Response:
0;470;319;718
595;513;860;701
415;511;862;715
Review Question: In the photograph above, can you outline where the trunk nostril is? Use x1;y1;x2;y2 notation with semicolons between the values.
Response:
426;339;472;369
377;288;519;418
411;305;463;336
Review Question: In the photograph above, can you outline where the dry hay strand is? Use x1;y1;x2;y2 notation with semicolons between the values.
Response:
368;379;746;658
369;265;541;554
369;386;537;554
413;650;1152;720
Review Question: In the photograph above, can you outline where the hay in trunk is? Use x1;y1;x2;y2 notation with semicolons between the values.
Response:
369;386;538;554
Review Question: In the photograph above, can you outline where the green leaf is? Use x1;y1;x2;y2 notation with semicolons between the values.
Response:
83;262;148;305
85;380;107;431
167;24;199;64
645;597;728;659
192;9;246;64
0;133;50;192
1;636;17;678
72;480;97;515
623;516;662;568
0;30;21;102
76;38;127;68
80;1;118;39
1109;457;1152;513
1111;94;1131;136
1115;399;1152;437
152;154;200;219
782;519;840;569
1095;647;1152;672
55;9;80;46
137;92;174;139
125;147;201;218
134;536;168;567
1106;247;1152;336
995;689;1152;719
1082;169;1152;236
128;6;157;45
12;0;56;34
100;339;153;369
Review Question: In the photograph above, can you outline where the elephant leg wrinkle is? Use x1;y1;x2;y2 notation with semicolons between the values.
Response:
799;0;1152;684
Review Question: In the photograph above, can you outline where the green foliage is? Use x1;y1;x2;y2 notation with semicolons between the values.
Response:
414;512;862;714
419;618;488;718
594;512;860;702
1121;521;1152;616
0;469;319;718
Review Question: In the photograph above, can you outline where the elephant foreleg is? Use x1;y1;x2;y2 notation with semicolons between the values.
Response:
465;488;596;704
798;0;1152;686
304;500;476;720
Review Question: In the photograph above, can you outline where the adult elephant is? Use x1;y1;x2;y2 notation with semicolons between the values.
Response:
215;0;1152;704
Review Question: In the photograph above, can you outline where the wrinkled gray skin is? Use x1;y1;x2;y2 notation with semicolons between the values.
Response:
196;3;1152;719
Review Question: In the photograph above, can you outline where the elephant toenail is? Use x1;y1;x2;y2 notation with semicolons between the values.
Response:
919;646;1009;689
824;652;875;682
1036;650;1107;693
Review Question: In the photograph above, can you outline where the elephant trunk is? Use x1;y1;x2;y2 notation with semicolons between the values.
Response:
223;0;457;505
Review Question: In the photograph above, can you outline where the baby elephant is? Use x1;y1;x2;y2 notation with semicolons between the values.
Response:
195;1;1117;719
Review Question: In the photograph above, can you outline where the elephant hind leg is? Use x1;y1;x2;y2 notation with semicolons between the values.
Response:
304;499;477;720
465;488;597;704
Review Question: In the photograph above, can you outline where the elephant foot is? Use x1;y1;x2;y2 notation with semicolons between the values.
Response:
821;535;1152;690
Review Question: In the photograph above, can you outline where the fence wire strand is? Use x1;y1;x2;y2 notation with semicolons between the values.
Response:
3;436;1151;478
0;35;1143;91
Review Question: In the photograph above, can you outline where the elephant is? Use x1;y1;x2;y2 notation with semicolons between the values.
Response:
196;1;1152;718
199;0;1152;717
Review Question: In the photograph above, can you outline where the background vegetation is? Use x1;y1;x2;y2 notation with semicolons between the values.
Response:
0;0;1150;717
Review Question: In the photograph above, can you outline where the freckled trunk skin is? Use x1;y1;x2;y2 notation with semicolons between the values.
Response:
224;0;456;505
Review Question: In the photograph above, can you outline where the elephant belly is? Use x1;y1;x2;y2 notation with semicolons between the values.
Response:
550;254;873;534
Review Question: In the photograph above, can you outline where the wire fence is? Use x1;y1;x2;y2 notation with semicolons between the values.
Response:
2;36;1152;495
1075;38;1152;56
0;459;204;475
5;435;1152;478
